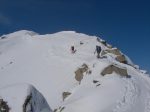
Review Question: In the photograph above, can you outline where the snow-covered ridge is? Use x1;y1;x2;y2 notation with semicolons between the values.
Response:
57;31;77;34
0;30;150;112
0;30;38;40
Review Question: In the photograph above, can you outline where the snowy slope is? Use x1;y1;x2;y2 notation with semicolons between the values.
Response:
0;30;150;112
0;84;52;112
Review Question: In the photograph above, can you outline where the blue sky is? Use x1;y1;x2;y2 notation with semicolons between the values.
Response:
0;0;150;72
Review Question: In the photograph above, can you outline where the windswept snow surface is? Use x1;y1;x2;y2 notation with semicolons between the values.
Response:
0;83;52;112
0;30;150;112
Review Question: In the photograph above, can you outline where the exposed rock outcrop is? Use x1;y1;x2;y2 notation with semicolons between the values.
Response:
1;36;7;39
96;38;112;48
100;40;107;46
106;44;113;49
101;65;129;77
75;64;89;84
62;92;71;101
0;99;10;112
23;95;32;112
101;48;122;56
116;55;127;64
101;48;128;64
93;80;101;87
93;80;99;83
105;48;122;55
54;106;65;112
96;84;101;87
80;41;84;45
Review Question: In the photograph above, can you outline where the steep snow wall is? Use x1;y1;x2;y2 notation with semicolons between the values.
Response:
0;84;52;112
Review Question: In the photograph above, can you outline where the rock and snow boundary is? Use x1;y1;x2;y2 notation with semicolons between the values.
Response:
0;30;150;112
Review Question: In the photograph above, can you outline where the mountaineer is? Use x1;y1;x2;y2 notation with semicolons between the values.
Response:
95;45;101;58
71;46;76;53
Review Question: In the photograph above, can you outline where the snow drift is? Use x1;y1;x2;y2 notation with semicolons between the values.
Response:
0;84;52;112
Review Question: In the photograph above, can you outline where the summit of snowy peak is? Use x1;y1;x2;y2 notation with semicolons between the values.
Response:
9;30;38;36
52;31;95;38
57;31;77;34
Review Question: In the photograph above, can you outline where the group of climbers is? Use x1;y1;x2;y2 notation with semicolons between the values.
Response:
70;41;128;65
70;44;102;59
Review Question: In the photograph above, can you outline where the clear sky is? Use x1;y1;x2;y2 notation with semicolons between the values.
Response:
0;0;150;72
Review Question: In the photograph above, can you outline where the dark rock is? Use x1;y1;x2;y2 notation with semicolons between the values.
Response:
23;95;32;112
62;92;71;101
1;36;7;39
54;106;65;112
96;38;101;42
9;62;13;64
87;70;92;74
93;80;99;83
101;40;107;46
80;41;84;45
0;99;10;112
54;109;57;112
60;107;65;112
96;84;101;87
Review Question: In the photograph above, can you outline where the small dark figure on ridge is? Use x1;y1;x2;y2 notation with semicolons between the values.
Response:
95;45;101;58
71;46;76;54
